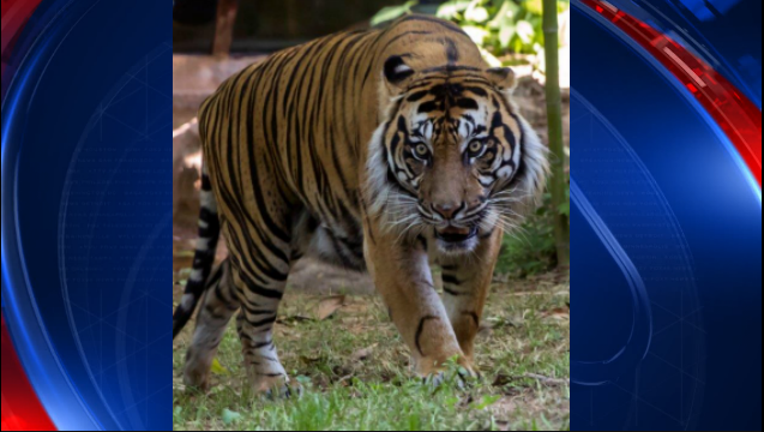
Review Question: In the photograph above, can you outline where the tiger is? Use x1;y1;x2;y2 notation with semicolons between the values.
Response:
172;13;548;395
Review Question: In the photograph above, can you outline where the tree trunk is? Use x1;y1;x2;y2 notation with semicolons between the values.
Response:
212;0;239;57
542;0;570;267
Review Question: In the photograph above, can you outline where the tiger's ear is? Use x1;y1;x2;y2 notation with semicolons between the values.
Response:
486;67;516;91
383;55;415;93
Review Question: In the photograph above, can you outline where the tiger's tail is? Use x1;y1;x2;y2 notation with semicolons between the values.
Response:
172;165;221;339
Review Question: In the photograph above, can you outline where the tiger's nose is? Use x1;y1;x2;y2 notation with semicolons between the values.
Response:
432;202;464;220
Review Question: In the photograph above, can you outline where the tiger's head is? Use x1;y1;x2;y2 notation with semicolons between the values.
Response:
366;55;549;254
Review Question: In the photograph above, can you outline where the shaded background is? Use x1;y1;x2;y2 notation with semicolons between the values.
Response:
174;0;422;52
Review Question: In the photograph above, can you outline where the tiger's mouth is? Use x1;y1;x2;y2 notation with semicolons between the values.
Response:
435;226;477;242
434;226;478;252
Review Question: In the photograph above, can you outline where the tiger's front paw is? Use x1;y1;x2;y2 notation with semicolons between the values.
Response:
183;349;213;392
183;368;211;392
264;381;303;400
252;374;302;400
420;358;481;389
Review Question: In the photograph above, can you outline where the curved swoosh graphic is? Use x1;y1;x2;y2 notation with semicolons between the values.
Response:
570;178;653;385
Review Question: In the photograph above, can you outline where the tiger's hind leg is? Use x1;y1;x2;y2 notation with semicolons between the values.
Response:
229;209;326;397
229;255;296;396
235;310;296;398
183;259;240;390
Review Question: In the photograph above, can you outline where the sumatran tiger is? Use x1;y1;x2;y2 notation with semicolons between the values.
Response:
172;14;548;395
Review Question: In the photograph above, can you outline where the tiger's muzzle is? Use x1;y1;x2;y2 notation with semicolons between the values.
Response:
419;201;487;253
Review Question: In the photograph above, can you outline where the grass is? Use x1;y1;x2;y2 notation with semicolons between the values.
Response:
172;269;569;431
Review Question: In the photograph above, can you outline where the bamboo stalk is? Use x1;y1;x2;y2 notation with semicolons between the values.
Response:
542;0;570;267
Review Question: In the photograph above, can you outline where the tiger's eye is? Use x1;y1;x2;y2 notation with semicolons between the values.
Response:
414;143;429;157
468;140;484;155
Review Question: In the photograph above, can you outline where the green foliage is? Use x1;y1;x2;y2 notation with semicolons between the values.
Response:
370;0;419;27
496;178;570;277
370;0;570;58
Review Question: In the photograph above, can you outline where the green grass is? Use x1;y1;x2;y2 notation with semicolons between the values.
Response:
173;270;569;431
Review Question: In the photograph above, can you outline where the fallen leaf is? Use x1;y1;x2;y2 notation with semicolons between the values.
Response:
210;358;229;376
299;355;323;365
315;295;346;320
541;305;570;320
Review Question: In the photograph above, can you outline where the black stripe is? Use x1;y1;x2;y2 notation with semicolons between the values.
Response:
456;98;478;110
224;222;273;286
417;235;427;251
238;330;253;342
172;199;221;339
445;37;459;64
463;86;488;97
285;39;331;195
214;65;292;272
462;311;479;327
241;273;286;299
418;100;439;113
246;313;278;327
197;208;220;238
245;63;292;246
479;229;494;239
382;30;432;51
241;300;275;316
335;32;371;164
201;174;213;191
415;315;439;356
204;304;227;321
443;287;466;296
223;208;287;285
213;281;239;312
442;274;461;285
407;89;430;102
252;340;273;350
207;264;224;287
419;64;482;74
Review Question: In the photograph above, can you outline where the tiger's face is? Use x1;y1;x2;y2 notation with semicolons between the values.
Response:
367;57;547;254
